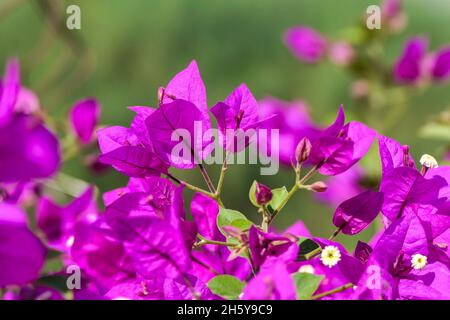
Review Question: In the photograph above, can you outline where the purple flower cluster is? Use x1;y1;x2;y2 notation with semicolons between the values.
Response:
284;0;450;85
0;55;449;301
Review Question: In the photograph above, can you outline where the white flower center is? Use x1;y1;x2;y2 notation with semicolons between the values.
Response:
320;245;341;268
420;154;438;168
411;254;427;270
298;264;315;274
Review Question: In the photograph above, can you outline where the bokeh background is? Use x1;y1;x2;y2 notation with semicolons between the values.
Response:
1;0;449;248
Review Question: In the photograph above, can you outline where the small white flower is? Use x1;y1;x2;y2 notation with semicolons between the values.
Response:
411;254;427;270
420;154;438;169
298;264;315;274
320;245;341;268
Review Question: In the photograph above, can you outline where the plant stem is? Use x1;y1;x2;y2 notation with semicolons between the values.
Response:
304;247;322;260
311;283;353;300
198;164;216;194
260;205;271;232
165;173;216;198
194;235;237;248
268;164;319;225
299;163;320;184
184;181;216;199
247;249;257;276
268;183;299;224
215;157;228;197
328;226;343;241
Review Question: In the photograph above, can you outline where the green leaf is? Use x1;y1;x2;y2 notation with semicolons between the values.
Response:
267;186;288;213
248;180;259;207
293;272;324;300
207;275;245;300
296;238;321;261
217;208;253;234
37;274;68;292
42;258;65;274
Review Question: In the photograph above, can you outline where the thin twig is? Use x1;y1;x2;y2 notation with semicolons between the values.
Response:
198;163;216;194
311;283;353;300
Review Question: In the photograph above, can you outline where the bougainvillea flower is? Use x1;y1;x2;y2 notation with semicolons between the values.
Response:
328;41;355;66
71;221;135;290
190;193;222;242
242;263;296;300
333;190;384;235
70;98;101;144
426;166;450;212
211;84;275;152
115;180;198;249
108;215;191;279
284;220;312;238
248;226;298;270
257;97;320;165
3;285;64;300
146;99;212;168
380;166;446;221
0;114;60;182
104;177;178;223
353;210;437;299
308;106;376;176
314;238;365;285
378;134;415;177
316;165;364;207
353;241;373;264
191;246;252;283
98;125;168;177
0;59;59;183
0;203;46;287
100;145;167;177
103;180;198;282
161;60;209;120
0;58;20;125
394;37;427;83
284;26;327;63
402;204;450;263
382;0;402;19
105;274;213;300
37;186;98;250
128;106;155;146
431;46;450;81
398;261;450;299
14;87;40;115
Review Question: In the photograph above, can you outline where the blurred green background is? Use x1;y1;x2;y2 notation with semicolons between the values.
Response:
1;0;449;249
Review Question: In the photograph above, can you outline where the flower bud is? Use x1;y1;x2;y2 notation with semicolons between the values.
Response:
295;137;312;164
157;87;165;105
329;41;355;67
402;144;411;167
310;181;327;193
255;182;273;205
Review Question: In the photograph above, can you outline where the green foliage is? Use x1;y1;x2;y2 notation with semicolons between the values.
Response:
249;180;259;207
293;272;324;300
296;238;321;261
217;208;253;234
207;275;245;300
267;186;288;213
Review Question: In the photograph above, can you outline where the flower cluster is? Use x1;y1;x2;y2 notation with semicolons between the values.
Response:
284;0;450;84
283;0;450;208
1;55;447;300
